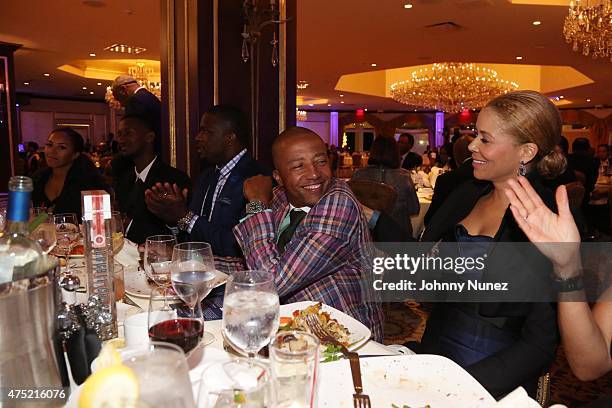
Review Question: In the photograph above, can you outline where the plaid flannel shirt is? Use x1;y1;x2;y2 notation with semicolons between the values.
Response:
234;178;384;342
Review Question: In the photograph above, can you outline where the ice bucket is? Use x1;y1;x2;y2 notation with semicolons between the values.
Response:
0;256;62;390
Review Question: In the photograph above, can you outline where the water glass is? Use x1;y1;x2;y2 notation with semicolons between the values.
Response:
123;342;195;408
144;235;176;289
222;270;279;359
29;212;57;254
269;331;320;408
198;358;270;408
111;211;125;255
53;213;80;274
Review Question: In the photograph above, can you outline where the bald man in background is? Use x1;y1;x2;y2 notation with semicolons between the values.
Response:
112;75;161;153
424;135;475;226
234;126;384;341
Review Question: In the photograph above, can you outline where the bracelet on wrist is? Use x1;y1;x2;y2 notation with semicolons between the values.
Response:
554;273;584;293
177;210;195;232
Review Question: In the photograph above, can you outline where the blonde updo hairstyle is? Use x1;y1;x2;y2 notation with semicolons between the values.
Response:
484;90;567;178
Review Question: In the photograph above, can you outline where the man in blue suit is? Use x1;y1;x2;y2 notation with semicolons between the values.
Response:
145;105;267;256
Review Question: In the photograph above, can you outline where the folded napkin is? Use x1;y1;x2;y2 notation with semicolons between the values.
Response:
114;239;140;267
497;387;542;408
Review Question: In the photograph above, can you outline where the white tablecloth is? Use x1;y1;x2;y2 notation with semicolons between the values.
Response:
411;196;432;239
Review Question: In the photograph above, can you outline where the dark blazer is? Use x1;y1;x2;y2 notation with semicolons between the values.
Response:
424;159;475;226
114;158;190;244
187;153;267;257
401;151;423;170
32;155;108;219
125;88;162;152
419;175;559;398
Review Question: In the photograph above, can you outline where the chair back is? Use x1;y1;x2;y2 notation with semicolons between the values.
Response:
347;179;397;213
574;170;586;185
565;181;585;210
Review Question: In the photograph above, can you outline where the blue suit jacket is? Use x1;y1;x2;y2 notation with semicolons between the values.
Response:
186;153;268;257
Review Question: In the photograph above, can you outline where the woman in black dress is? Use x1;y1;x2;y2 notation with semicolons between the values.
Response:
32;127;107;219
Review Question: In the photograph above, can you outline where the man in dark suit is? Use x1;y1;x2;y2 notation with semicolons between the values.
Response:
145;105;267;257
568;137;598;208
424;135;475;226
398;133;423;170
113;115;190;244
112;75;161;152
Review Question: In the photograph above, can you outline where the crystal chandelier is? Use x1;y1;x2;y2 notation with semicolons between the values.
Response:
563;0;611;61
296;109;307;121
390;63;519;113
105;62;161;109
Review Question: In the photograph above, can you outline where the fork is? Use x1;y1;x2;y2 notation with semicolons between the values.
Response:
304;314;371;408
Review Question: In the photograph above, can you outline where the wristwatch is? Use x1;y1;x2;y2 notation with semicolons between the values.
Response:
177;210;196;232
245;200;267;215
554;275;584;293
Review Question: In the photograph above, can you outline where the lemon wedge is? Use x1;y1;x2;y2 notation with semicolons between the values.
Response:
94;341;123;370
79;365;139;408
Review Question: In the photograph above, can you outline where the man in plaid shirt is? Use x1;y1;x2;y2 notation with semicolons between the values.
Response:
234;127;384;341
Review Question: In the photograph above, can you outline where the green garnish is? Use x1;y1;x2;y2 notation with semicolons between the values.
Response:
233;391;246;404
28;213;48;234
322;344;343;362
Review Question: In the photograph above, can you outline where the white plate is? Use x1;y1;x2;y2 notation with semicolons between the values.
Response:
318;354;495;407
124;268;228;299
279;301;371;352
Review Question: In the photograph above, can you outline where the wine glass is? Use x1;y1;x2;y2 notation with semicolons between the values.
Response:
53;213;80;274
29;211;57;254
144;235;176;291
171;242;216;345
148;285;204;355
111;211;125;256
222;270;279;360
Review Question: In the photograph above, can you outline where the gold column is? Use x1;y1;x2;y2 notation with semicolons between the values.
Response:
278;0;287;133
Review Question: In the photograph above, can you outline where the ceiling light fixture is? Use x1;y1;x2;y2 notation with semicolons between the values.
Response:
340;101;345;104
89;91;94;95
563;0;610;61
404;4;413;9
308;103;314;107
327;104;332;107
532;21;541;26
371;63;377;67
340;94;344;97
587;98;591;102
390;62;519;113
43;73;50;77
296;109;307;121
23;82;29;85
297;80;309;90
560;95;564;99
82;86;87;90
516;56;523;60
89;53;96;57
97;82;102;86
104;43;146;54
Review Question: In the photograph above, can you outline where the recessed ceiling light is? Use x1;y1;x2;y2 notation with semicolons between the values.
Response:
308;103;314;107
82;86;87;90
586;98;591;102
89;91;94;95
532;21;541;26
97;82;102;86
23;82;29;85
89;53;96;57
340;94;344;97
327;103;332;107
404;4;413;9
559;95;564;99
371;63;377;67
364;108;368;111
515;56;523;60
340;101;345;104
43;73;50;76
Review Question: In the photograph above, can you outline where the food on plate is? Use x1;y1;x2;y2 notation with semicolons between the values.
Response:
70;244;84;256
279;302;351;346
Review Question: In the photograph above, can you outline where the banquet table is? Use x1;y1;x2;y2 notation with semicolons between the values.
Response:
411;192;432;239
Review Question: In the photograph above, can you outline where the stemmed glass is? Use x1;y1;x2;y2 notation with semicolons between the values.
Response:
53;213;80;274
148;284;204;355
110;211;125;256
144;235;176;298
171;242;216;345
29;210;57;255
222;270;279;360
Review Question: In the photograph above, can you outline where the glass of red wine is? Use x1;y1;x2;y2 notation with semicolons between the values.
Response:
147;284;204;355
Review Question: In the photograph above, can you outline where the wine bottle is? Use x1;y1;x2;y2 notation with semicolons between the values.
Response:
0;176;43;283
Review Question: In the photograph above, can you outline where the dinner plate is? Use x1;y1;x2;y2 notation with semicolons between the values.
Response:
124;268;228;299
318;354;495;407
279;301;371;352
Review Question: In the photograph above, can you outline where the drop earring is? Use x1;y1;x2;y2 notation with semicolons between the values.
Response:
518;160;527;176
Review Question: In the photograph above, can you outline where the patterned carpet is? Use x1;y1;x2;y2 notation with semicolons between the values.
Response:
382;302;612;407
